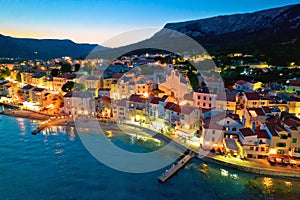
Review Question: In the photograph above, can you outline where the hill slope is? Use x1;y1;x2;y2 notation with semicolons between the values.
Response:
0;34;105;60
160;4;300;65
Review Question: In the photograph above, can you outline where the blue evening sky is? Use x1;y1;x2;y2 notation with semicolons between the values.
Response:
0;0;299;46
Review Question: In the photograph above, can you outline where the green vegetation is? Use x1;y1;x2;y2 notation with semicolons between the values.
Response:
16;71;21;82
0;67;11;80
187;70;199;90
60;63;72;73
51;69;59;77
62;81;86;92
74;64;81;72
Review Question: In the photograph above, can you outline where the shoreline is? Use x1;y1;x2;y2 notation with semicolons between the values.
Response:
100;121;300;179
0;110;51;120
2;111;300;179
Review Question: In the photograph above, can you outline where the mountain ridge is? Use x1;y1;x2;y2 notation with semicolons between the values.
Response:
0;34;105;60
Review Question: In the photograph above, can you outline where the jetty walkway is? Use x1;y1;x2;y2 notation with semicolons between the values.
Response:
158;152;194;183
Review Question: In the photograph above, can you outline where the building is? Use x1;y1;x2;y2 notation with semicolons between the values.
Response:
63;92;92;115
126;94;148;123
239;92;267;109
238;128;271;159
216;92;237;112
84;76;101;89
264;122;292;157
193;86;218;109
97;88;111;98
286;80;300;96
95;96;112;118
201;117;225;150
159;65;191;100
52;73;76;92
234;80;262;92
22;84;34;102
112;99;127;122
281;112;300;158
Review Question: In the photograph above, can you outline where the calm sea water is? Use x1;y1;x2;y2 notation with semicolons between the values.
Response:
1;111;300;199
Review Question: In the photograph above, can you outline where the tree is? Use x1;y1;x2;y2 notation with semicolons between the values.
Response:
61;81;86;92
62;81;75;92
0;67;11;80
74;64;81;72
16;71;22;82
51;69;60;77
60;63;72;73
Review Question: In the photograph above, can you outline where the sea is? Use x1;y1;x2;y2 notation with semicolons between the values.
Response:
1;107;300;199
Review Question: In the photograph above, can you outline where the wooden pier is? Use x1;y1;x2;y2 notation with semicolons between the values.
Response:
31;117;69;135
32;123;49;135
158;152;194;183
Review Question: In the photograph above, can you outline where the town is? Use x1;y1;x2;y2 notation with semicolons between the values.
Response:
1;52;300;170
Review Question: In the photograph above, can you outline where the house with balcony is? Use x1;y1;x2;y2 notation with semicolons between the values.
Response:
244;107;267;128
281;112;300;158
126;94;148;123
238;128;271;159
112;99;127;122
264;122;292;157
163;102;181;128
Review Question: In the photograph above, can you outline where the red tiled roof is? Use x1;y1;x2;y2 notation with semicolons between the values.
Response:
289;80;300;87
284;116;300;127
183;93;193;101
236;80;247;85
113;73;124;79
201;108;213;113
101;96;111;104
262;106;271;114
248;108;265;116
64;92;72;98
239;128;254;137
256;130;270;139
181;105;195;115
265;122;288;137
164;102;181;113
291;95;300;101
129;94;146;103
244;92;260;100
150;97;161;104
266;116;282;124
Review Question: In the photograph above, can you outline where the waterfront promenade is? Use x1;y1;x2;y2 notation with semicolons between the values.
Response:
106;121;300;178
